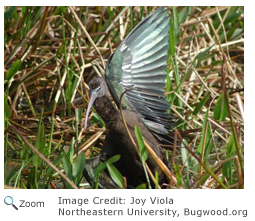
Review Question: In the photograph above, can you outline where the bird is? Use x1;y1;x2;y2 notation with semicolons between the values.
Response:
83;7;175;188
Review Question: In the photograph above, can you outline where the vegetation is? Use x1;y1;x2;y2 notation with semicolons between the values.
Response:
4;6;244;189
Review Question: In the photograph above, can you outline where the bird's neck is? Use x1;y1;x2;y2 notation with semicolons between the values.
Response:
93;95;121;130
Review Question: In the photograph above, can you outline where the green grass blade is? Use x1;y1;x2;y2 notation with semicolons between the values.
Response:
197;111;211;155
62;154;72;180
106;162;124;188
4;6;15;20
213;93;229;122
33;110;45;167
73;152;86;185
5;60;21;81
134;125;148;163
193;92;210;115
94;154;121;176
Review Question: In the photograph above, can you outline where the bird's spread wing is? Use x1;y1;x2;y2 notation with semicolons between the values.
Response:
105;7;175;143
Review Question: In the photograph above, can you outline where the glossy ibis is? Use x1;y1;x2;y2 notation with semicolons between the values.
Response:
83;7;175;188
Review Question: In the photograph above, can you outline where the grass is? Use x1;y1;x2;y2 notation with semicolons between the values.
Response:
4;6;244;189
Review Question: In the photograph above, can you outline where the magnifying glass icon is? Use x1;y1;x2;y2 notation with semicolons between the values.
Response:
4;196;18;210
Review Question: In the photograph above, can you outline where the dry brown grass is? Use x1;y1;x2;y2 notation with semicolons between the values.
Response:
4;6;244;189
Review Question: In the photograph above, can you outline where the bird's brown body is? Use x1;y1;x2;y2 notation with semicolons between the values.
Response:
85;78;167;188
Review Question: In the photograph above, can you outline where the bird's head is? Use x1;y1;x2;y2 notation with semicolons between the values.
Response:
84;77;110;129
88;77;109;98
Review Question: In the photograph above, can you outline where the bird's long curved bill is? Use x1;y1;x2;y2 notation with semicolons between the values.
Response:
84;90;99;129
